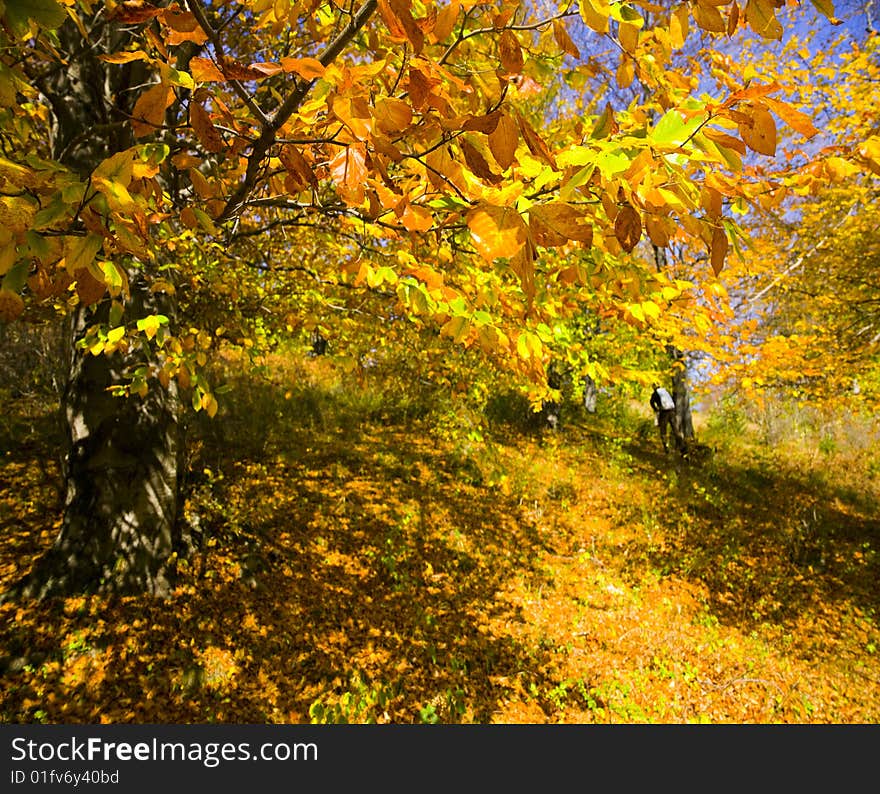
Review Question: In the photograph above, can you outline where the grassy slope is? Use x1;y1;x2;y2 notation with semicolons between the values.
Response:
1;354;879;724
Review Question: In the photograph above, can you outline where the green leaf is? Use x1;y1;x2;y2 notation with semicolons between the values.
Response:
64;234;104;274
1;258;28;292
2;0;67;36
651;110;704;148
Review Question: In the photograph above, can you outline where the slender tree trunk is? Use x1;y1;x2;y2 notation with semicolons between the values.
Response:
668;345;695;441
10;15;183;599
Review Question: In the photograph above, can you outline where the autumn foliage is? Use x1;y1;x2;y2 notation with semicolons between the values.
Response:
1;0;879;723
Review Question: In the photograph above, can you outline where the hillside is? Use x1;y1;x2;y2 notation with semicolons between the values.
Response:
2;354;879;724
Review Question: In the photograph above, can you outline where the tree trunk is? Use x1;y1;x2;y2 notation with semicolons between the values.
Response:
668;345;695;441
18;281;182;598
10;15;183;599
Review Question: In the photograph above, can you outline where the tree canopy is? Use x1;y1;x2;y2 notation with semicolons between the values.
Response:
0;0;877;598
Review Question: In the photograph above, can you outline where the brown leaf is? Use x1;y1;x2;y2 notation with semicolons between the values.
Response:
74;267;107;306
462;111;502;135
131;82;174;138
614;204;642;253
694;2;726;32
219;57;266;82
727;1;741;35
645;214;670;248
189;101;224;153
0;288;24;322
710;224;729;275
406;67;436;110
108;1;162;24
459;138;500;183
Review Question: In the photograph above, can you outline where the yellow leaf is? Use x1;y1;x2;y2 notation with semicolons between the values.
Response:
580;0;610;34
618;21;639;52
745;0;782;39
616;56;635;89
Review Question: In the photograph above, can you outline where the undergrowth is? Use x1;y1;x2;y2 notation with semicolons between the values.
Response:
2;351;879;724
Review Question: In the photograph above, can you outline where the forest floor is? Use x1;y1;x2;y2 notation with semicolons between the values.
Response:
2;353;880;724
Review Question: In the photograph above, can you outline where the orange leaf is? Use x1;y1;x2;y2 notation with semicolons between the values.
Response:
161;9;208;45
329;144;368;206
280;57;326;80
738;103;777;156
189;101;224;153
553;20;581;58
498;30;524;74
489;112;518;170
373;97;413;135
466;204;528;262
400;202;433;232
385;0;424;53
131;82;174;138
190;57;226;83
763;96;819;140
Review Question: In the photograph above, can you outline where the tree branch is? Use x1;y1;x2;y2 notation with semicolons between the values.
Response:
220;0;378;222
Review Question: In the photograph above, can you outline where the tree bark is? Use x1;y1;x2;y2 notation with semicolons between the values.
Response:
9;14;183;599
18;280;182;598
